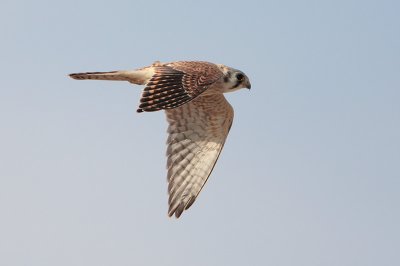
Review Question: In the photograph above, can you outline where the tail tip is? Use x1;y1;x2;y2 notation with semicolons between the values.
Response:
69;73;84;80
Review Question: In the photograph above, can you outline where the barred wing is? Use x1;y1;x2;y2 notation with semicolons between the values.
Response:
165;94;234;218
137;61;222;112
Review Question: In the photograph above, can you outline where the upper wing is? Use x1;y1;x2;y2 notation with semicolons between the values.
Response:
165;94;234;218
137;61;222;112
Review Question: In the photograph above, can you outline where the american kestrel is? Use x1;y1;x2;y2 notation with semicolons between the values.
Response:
69;61;251;218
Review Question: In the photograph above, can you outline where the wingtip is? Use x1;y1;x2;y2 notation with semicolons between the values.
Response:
167;212;181;219
168;202;186;218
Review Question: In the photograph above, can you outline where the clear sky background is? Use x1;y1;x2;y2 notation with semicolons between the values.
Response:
0;0;399;265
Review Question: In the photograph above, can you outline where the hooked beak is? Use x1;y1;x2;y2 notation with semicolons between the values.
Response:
246;80;251;90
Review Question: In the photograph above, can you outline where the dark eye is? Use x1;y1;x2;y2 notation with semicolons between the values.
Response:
236;73;244;81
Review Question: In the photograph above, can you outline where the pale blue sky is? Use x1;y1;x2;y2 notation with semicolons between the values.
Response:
0;0;399;265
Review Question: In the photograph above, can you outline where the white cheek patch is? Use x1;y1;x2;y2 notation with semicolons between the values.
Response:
231;80;242;90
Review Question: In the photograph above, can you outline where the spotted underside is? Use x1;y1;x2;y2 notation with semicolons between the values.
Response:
137;62;223;112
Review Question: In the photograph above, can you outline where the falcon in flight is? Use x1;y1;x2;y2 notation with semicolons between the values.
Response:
69;61;251;218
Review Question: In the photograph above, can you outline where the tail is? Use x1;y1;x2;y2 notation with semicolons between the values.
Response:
69;68;155;85
69;70;133;81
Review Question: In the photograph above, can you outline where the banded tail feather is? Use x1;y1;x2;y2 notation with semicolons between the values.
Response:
68;68;155;85
69;71;131;81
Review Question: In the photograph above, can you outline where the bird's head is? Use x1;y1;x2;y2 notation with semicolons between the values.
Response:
217;64;251;93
